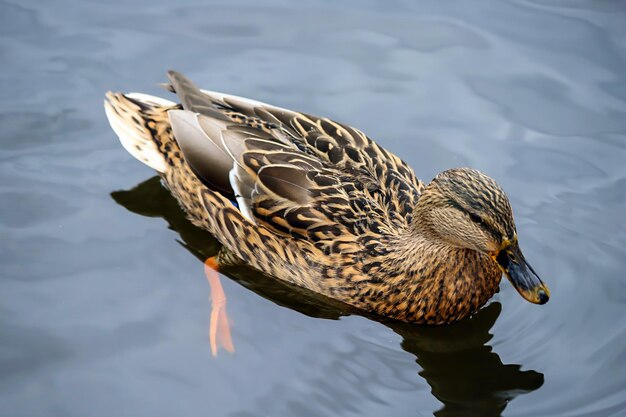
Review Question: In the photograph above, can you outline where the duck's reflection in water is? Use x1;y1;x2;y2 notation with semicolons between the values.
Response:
112;176;543;417
388;305;543;417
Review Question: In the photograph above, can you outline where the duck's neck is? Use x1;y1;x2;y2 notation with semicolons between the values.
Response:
355;230;502;324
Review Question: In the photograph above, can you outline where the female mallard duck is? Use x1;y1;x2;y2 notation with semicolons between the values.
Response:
105;71;549;326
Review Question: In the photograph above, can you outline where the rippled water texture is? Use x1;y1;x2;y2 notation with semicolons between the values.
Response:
1;1;626;416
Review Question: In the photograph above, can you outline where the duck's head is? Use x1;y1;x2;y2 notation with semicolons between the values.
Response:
415;168;549;305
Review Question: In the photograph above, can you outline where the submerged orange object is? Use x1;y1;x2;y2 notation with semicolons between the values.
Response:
204;257;234;356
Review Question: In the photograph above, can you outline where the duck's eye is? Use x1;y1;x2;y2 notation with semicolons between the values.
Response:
496;249;509;269
468;212;485;226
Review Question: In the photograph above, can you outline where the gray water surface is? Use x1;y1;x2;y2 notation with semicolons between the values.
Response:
1;1;626;416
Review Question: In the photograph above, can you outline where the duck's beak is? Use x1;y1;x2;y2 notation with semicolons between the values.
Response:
492;242;550;305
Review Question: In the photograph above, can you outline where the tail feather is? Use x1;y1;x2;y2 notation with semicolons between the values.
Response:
104;92;175;173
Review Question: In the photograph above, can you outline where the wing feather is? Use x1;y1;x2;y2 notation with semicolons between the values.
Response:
256;165;311;205
165;71;424;253
168;110;233;193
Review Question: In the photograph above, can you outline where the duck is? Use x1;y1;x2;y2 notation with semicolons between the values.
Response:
104;70;549;328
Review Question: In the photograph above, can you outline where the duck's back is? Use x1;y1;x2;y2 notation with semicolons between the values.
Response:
105;71;425;254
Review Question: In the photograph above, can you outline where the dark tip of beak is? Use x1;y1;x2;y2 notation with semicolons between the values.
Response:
537;289;549;305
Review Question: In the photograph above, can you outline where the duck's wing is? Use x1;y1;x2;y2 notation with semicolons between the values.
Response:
166;71;424;249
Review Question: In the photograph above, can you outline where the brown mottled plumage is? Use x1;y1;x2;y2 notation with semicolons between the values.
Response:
104;71;549;325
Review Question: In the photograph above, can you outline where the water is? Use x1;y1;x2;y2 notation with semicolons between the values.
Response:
1;0;625;416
